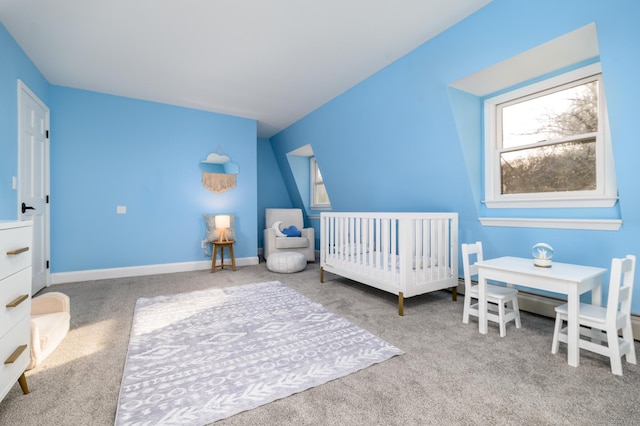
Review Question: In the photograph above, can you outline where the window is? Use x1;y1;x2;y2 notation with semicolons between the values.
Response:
484;63;617;208
310;157;331;209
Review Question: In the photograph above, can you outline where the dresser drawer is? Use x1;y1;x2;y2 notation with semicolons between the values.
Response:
0;267;32;338
0;315;31;400
0;225;32;280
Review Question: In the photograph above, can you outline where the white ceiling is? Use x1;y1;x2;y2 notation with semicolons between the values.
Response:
0;0;491;138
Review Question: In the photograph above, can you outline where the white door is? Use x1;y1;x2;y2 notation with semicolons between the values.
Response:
18;80;50;295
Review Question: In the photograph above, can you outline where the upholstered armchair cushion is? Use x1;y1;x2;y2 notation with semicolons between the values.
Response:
275;237;309;249
28;292;71;370
264;208;315;262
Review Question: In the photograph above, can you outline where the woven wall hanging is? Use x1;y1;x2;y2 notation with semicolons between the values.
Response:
202;172;236;194
201;146;240;194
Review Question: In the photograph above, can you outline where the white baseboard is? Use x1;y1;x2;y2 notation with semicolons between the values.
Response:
456;280;640;341
51;256;260;285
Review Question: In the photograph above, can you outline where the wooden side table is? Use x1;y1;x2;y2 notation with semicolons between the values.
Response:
211;241;236;272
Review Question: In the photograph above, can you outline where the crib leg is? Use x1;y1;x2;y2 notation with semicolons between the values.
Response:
451;286;457;301
398;292;404;316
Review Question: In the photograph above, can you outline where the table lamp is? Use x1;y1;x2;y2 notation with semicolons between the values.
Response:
215;214;231;242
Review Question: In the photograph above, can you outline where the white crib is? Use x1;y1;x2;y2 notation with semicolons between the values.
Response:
320;212;458;315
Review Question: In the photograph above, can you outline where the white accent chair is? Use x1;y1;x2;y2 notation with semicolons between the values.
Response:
462;241;521;337
551;255;637;375
263;208;315;262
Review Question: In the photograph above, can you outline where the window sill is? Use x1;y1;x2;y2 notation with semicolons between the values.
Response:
483;195;618;209
479;217;622;231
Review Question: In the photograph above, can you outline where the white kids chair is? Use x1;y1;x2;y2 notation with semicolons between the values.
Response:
462;241;521;337
551;255;636;375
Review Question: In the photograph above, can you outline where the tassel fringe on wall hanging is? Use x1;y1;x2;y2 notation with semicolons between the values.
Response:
202;172;236;194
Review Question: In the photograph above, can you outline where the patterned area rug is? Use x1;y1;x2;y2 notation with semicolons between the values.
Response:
115;281;404;425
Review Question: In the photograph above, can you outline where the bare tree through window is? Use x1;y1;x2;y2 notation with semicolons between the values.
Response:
499;79;598;194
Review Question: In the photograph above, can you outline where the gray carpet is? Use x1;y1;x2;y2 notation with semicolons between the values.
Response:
1;261;639;425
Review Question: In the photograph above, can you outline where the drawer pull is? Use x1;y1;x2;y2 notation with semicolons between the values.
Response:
6;247;30;255
6;294;29;308
4;344;27;364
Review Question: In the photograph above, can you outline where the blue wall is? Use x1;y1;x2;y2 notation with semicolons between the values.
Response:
49;87;257;272
0;24;49;219
270;0;640;312
257;137;292;249
1;21;259;275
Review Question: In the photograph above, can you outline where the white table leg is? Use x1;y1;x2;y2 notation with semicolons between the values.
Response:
478;270;488;334
567;286;579;367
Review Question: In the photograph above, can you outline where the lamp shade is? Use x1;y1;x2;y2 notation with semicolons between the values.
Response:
215;214;230;229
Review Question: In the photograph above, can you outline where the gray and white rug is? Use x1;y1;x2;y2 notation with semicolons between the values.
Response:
115;281;404;425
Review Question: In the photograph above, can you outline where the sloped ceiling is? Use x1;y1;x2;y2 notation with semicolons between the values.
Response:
0;0;492;137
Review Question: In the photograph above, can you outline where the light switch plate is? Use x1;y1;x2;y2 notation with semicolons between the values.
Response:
116;205;127;214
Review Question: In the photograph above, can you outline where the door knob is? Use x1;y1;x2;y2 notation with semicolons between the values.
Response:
21;203;35;214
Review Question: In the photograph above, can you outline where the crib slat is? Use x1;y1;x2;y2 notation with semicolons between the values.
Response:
368;218;374;278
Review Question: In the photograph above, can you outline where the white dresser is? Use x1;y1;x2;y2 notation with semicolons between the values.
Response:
0;220;32;402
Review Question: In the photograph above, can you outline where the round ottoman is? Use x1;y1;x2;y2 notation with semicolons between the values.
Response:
267;252;307;273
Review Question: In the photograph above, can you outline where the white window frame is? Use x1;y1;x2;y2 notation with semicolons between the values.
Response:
310;157;331;210
483;63;617;209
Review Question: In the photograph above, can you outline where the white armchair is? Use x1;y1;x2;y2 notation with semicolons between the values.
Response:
264;208;315;262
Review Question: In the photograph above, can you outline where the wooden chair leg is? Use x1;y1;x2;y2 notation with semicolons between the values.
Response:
622;322;637;364
607;327;623;375
229;244;236;271
211;245;219;272
512;297;522;328
462;294;471;324
498;301;506;337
